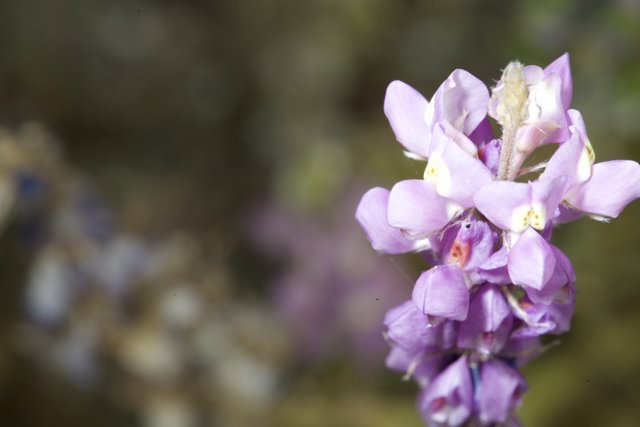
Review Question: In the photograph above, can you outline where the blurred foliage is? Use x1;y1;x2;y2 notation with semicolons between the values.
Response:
0;0;639;426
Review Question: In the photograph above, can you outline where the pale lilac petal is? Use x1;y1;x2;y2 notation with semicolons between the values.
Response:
385;346;442;382
478;359;527;424
542;129;591;192
530;176;567;225
385;345;415;373
474;246;511;285
441;219;496;271
385;347;444;387
426;125;494;207
514;124;549;153
508;228;556;291
437;121;478;156
519;72;567;149
476;177;564;232
387;179;461;239
420;355;473;427
412;265;469;321
460;221;497;270
522;65;544;86
565;160;640;219
567;109;592;148
428;69;489;136
355;187;417;254
458;285;512;353
478;139;501;176
525;246;575;305
544;53;572;109
473;181;531;232
512;294;575;338
383;300;432;350
384;80;431;158
553;204;583;225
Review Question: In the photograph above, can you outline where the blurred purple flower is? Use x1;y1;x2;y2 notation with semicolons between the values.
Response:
251;188;408;366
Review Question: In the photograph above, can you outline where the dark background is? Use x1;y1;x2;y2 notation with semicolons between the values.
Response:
0;1;639;426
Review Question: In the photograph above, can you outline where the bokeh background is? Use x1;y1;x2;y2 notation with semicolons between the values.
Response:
0;1;639;426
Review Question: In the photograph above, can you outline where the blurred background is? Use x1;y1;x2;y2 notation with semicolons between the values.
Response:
0;1;639;426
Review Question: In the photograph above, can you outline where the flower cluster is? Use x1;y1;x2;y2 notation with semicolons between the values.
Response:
356;54;640;426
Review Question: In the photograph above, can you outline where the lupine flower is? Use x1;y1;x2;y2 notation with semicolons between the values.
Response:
356;53;640;426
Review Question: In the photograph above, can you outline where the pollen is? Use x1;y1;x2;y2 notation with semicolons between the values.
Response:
424;164;438;181
528;204;546;230
511;203;546;232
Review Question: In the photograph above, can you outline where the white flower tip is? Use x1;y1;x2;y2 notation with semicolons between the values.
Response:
403;150;427;161
492;61;529;131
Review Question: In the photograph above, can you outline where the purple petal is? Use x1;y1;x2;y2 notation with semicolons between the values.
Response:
566;109;593;151
427;69;489;136
518;72;568;149
565;160;640;219
441;219;496;272
474;177;565;232
355;187;418;254
426;125;494;207
478;138;501;176
384;80;431;158
553;203;583;225
508;228;556;291
542;129;592;193
458;285;513;353
412;265;469;321
437;121;479;156
387;179;461;239
385;345;416;373
473;181;531;232
475;246;511;285
388;350;445;387
531;176;567;226
383;300;433;350
458;220;497;270
420;355;473;427
525;246;575;305
478;359;527;424
468;117;494;145
544;52;572;109
512;293;575;338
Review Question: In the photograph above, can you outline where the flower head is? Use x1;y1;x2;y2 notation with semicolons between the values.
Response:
357;53;640;426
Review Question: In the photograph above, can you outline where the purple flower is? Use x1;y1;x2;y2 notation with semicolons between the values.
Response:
355;187;421;254
418;355;473;427
437;218;498;285
477;359;527;424
384;300;457;386
387;179;462;239
424;125;494;207
412;265;469;321
489;54;572;157
458;285;513;355
357;53;640;426
474;177;566;233
384;70;489;159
